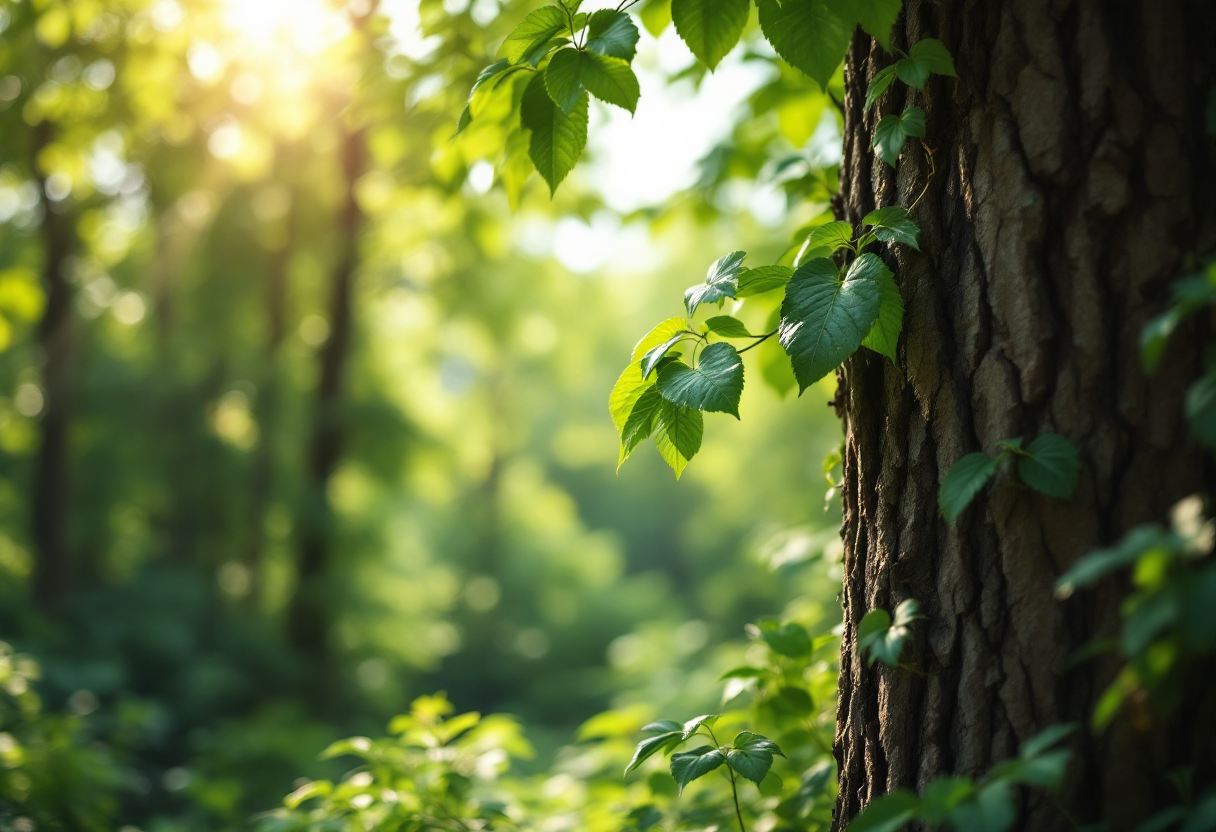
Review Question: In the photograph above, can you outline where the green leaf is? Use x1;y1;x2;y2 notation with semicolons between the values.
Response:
726;732;784;785
610;363;650;432
671;0;749;71
670;746;726;794
849;0;902;51
899;106;925;137
805;221;855;253
873;115;907;167
848;788;919;832
704;316;752;337
581;52;640;113
639;0;673;36
757;619;812;657
1055;526;1173;598
657;343;744;417
1187;370;1216;451
756;0;852;89
521;73;588;195
685;251;746;315
939;451;998;522
641;334;687;379
501;6;568;64
1017;433;1080;499
654;399;703;477
619;385;663;468
778;255;884;393
863;205;920;249
642;719;684;733
894;38;956;90
919;777;974;825
949;781;1015;832
626;731;684;774
858;602;916;668
719;666;767;680
736;265;793;298
1020;723;1076;760
544;48;588;113
861;262;902;362
1140;308;1182;371
548;49;641;113
681;714;720;739
874;108;924;166
909;38;956;77
632;317;692;363
585;9;640;60
864;64;898;111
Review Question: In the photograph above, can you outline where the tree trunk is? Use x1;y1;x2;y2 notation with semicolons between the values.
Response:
832;1;1216;829
287;125;365;663
30;120;75;616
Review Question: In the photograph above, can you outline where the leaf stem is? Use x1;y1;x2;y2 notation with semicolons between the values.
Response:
701;725;747;832
907;140;937;214
736;330;778;354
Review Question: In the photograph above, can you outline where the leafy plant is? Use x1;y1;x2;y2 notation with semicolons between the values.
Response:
848;724;1075;832
938;433;1080;523
858;599;921;668
626;714;784;832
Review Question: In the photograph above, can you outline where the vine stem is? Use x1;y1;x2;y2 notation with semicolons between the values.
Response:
736;330;777;354
704;726;747;832
907;140;937;214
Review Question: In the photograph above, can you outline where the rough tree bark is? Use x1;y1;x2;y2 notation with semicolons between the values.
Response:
833;1;1216;829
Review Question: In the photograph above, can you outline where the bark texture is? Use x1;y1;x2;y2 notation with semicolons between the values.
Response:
833;1;1216;828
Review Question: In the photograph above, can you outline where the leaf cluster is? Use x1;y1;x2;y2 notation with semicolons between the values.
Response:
613;209;919;476
938;433;1081;523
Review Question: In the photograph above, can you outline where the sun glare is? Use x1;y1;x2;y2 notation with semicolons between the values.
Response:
219;0;349;55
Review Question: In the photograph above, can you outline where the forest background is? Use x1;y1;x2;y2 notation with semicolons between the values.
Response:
0;0;852;828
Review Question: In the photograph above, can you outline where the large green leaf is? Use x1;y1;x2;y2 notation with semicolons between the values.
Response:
685;250;746;315
641;334;686;378
585;9;640;60
894;38;956;89
544;48;589;113
703;315;751;337
805;221;854;253
654;399;703;477
609;363;650;432
949;781;1014;832
756;0;852;89
670;746;726;794
625;730;684;774
778;255;883;393
725;732;783;785
861;262;902;362
547;49;639;113
863;205;920;249
657;343;744;417
864;64;898;111
1017;433;1079;499
521;73;588;195
501;6;568;64
848;0;902;51
736;265;792;297
631;317;691;362
872;108;923;167
671;0;748;70
581;52;640;113
939;451;997;522
619;385;663;468
757;619;812;657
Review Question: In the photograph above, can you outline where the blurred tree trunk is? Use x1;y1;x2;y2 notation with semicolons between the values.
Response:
832;1;1216;829
245;161;298;610
30;120;75;616
287;125;365;663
